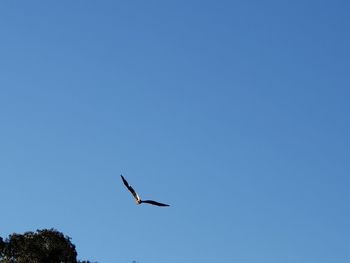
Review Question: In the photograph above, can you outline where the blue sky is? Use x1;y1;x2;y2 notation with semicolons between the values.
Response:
0;1;349;262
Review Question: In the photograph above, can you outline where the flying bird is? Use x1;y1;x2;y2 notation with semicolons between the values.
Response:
120;175;170;207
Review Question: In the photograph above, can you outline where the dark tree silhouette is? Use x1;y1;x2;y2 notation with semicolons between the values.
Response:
0;229;95;263
0;237;4;258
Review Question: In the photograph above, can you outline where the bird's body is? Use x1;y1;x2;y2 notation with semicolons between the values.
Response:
120;175;170;207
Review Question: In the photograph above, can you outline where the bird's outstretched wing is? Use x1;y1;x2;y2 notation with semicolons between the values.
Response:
142;200;170;207
120;175;140;202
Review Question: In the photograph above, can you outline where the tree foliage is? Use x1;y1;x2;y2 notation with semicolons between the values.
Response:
0;229;94;263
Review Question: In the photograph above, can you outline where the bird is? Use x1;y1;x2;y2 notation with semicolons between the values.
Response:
120;175;170;207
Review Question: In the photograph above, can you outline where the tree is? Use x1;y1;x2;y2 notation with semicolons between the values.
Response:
0;229;94;263
0;237;4;258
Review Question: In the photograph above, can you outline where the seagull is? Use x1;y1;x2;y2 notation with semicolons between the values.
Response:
120;175;170;207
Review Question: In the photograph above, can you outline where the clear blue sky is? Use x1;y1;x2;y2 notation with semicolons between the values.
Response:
0;1;349;262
